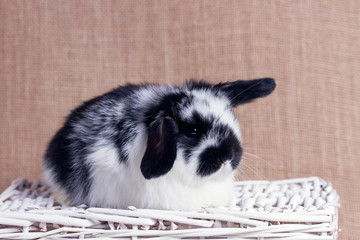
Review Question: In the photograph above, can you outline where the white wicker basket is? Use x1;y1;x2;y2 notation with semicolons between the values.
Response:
0;177;340;239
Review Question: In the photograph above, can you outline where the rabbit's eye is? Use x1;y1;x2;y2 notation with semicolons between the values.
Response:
185;127;199;137
179;122;201;138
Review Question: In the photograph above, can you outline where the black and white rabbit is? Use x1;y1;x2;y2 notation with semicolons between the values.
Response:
43;78;276;210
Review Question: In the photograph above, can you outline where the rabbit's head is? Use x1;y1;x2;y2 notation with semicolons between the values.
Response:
140;78;276;181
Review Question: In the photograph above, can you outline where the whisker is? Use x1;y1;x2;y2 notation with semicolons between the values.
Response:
196;159;208;174
243;151;274;170
238;157;266;179
235;168;251;181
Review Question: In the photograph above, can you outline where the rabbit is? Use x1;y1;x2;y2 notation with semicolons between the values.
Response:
43;78;276;210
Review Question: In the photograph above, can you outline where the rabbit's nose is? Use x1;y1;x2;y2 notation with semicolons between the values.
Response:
219;154;232;164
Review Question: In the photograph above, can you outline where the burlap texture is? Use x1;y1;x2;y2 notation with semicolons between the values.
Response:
1;1;359;238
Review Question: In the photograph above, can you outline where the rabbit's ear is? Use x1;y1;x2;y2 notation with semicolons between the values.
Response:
216;78;276;107
141;116;178;179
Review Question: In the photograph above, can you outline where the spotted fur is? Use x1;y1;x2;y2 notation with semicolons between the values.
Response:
43;78;276;210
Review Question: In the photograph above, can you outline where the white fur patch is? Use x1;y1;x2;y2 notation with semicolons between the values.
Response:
85;132;236;210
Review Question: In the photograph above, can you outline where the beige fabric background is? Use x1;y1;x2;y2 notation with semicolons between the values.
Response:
1;1;359;239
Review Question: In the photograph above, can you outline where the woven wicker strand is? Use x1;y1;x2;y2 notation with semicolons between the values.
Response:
0;177;340;239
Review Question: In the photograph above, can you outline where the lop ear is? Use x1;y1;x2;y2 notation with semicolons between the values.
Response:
140;116;178;179
216;78;276;107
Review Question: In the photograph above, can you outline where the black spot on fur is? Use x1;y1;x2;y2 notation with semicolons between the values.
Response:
197;128;242;177
177;112;214;162
178;112;213;138
44;125;91;201
113;119;133;162
145;92;188;125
